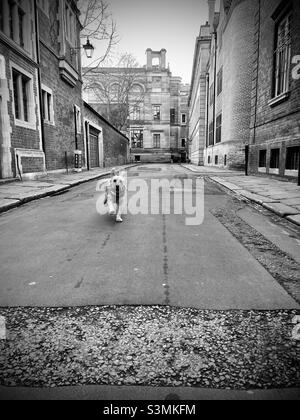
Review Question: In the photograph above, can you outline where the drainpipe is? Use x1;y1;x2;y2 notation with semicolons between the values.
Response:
212;31;217;152
253;0;261;146
205;73;209;149
74;105;78;150
34;0;46;153
85;121;90;170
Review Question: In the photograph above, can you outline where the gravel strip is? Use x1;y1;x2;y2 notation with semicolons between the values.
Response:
0;306;299;389
211;206;300;304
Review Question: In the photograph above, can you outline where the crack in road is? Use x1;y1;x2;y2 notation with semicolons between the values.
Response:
162;214;170;305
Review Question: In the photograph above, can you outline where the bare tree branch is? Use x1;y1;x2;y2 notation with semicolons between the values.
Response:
83;53;145;132
78;0;119;75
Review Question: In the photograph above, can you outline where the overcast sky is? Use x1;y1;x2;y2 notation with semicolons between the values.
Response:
89;0;211;84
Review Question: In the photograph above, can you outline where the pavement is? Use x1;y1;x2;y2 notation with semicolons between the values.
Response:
1;384;299;400
0;164;136;215
182;164;300;226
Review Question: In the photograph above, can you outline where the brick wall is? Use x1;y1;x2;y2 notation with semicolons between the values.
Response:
39;0;84;172
249;0;300;178
84;103;129;167
0;42;43;178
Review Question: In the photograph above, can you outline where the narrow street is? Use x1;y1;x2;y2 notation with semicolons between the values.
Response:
0;165;299;397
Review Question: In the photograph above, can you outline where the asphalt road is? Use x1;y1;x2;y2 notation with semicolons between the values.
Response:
0;164;298;310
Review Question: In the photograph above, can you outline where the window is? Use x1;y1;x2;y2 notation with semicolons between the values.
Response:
42;87;54;123
170;108;176;124
215;155;219;165
270;148;280;168
224;155;227;166
208;156;211;164
216;113;222;143
153;105;160;121
12;68;31;122
208;121;214;146
273;12;291;97
7;1;26;48
65;1;76;45
131;130;143;148
259;150;267;167
209;83;214;106
181;139;186;148
153;134;160;148
181;113;187;125
286;147;299;170
131;106;140;121
217;67;223;96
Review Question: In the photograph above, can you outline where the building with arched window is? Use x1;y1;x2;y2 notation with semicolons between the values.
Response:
83;49;190;163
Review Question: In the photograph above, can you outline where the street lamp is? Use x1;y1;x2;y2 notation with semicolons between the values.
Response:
71;38;95;59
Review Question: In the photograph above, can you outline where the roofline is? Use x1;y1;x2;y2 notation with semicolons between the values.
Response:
83;101;129;141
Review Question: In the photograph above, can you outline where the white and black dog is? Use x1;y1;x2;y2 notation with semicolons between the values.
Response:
104;168;126;222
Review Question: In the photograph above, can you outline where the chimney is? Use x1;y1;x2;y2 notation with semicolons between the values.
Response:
146;48;152;69
208;0;216;32
160;49;166;69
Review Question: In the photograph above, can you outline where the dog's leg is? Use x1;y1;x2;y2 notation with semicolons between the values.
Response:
115;204;123;222
107;197;115;216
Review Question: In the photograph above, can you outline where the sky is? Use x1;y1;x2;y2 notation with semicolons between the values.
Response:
85;0;211;84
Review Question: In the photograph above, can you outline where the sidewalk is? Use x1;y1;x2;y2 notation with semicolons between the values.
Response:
0;164;136;215
182;163;300;227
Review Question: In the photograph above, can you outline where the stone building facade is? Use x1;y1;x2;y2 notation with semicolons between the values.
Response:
248;0;300;179
84;49;189;163
189;0;300;179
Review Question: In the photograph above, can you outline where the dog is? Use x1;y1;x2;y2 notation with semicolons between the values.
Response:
104;168;126;222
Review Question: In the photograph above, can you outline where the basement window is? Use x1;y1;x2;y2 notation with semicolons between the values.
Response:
286;147;299;170
270;148;280;168
259;150;267;167
215;155;219;165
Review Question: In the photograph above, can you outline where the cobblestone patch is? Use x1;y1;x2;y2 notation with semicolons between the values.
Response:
0;306;299;389
211;206;300;304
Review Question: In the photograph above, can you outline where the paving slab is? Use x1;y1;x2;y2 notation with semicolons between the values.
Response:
238;190;279;204
262;203;300;217
281;198;300;206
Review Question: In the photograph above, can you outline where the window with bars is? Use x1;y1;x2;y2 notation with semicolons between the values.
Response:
286;147;299;170
216;113;222;143
131;130;143;148
153;134;161;148
273;12;291;97
12;68;31;122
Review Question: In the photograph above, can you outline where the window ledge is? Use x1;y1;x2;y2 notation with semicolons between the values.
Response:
258;167;267;173
268;91;290;107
